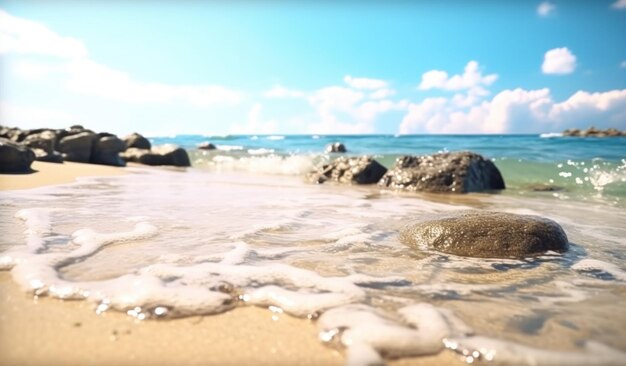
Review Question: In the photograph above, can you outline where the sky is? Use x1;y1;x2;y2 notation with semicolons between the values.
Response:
1;1;625;136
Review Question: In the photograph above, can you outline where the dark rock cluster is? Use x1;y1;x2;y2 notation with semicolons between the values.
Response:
307;156;387;184
309;151;505;194
563;127;625;137
0;125;190;173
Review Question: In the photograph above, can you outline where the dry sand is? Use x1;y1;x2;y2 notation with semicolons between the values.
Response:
0;161;463;366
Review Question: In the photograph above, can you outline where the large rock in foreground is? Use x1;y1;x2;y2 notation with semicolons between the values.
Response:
120;145;191;167
0;138;36;172
308;156;387;184
378;151;505;193
91;134;126;166
123;132;151;150
58;132;95;163
399;211;568;258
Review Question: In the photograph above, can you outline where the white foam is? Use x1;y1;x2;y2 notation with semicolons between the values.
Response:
208;154;315;175
216;144;244;151
572;259;626;281
247;148;275;155
267;135;285;140
15;208;55;252
540;132;563;138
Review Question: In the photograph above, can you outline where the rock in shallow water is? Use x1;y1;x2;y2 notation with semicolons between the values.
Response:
399;211;568;258
378;151;505;193
308;156;387;184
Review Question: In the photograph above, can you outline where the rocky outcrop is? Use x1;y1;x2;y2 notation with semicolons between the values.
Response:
563;127;625;137
198;142;217;150
326;142;347;153
0;138;36;172
21;130;63;163
308;156;387;184
120;145;191;167
399;211;569;258
57;132;96;163
91;134;126;166
124;132;151;150
378;151;505;193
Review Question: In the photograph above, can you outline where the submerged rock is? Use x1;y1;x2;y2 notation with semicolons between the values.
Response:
399;211;569;258
124;132;151;150
326;142;347;153
58;132;96;163
120;145;191;167
378;151;505;193
197;142;217;150
0;138;36;172
308;156;387;184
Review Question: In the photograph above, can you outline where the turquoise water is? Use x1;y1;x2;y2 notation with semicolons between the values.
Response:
150;134;626;206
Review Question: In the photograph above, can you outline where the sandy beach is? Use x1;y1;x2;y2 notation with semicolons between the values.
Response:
0;162;464;366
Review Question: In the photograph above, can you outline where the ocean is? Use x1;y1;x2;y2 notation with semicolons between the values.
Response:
1;134;626;365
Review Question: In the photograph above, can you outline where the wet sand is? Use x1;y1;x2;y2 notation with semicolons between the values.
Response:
0;162;464;366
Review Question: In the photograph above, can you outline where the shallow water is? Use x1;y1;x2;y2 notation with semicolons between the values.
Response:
1;168;626;365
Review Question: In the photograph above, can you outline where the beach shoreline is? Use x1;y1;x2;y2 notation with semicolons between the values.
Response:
0;162;468;366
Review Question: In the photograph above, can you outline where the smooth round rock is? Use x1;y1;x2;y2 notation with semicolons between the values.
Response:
399;211;569;258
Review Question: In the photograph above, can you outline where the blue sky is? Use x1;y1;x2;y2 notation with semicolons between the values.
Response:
1;1;625;135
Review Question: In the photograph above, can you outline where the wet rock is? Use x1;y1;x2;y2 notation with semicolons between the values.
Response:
378;151;505;193
0;138;36;172
308;156;387;184
197;142;217;150
91;135;126;166
120;145;191;167
23;130;57;153
124;132;151;150
58;132;96;163
399;211;569;258
326;142;347;153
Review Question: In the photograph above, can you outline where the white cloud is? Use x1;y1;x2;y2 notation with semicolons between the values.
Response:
620;61;626;68
63;59;241;106
537;2;556;16
399;88;626;134
369;88;396;99
611;0;626;9
418;61;498;91
542;47;577;74
0;9;88;59
2;10;242;107
343;75;388;90
263;85;306;99
228;103;278;134
0;101;81;129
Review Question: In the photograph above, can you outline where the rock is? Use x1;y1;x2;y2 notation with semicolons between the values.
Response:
526;183;564;192
153;145;191;167
1;127;29;142
326;142;347;153
23;130;57;153
378;151;505;193
563;127;625;137
120;145;191;167
0;138;36;172
58;132;96;163
308;156;387;184
399;211;569;258
32;148;64;163
197;142;217;150
91;135;126;166
124;132;151;150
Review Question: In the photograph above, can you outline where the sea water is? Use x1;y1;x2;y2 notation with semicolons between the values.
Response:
1;134;626;365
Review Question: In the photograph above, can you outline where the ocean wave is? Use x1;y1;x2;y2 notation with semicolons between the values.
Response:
540;132;563;138
215;145;244;151
267;135;285;140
